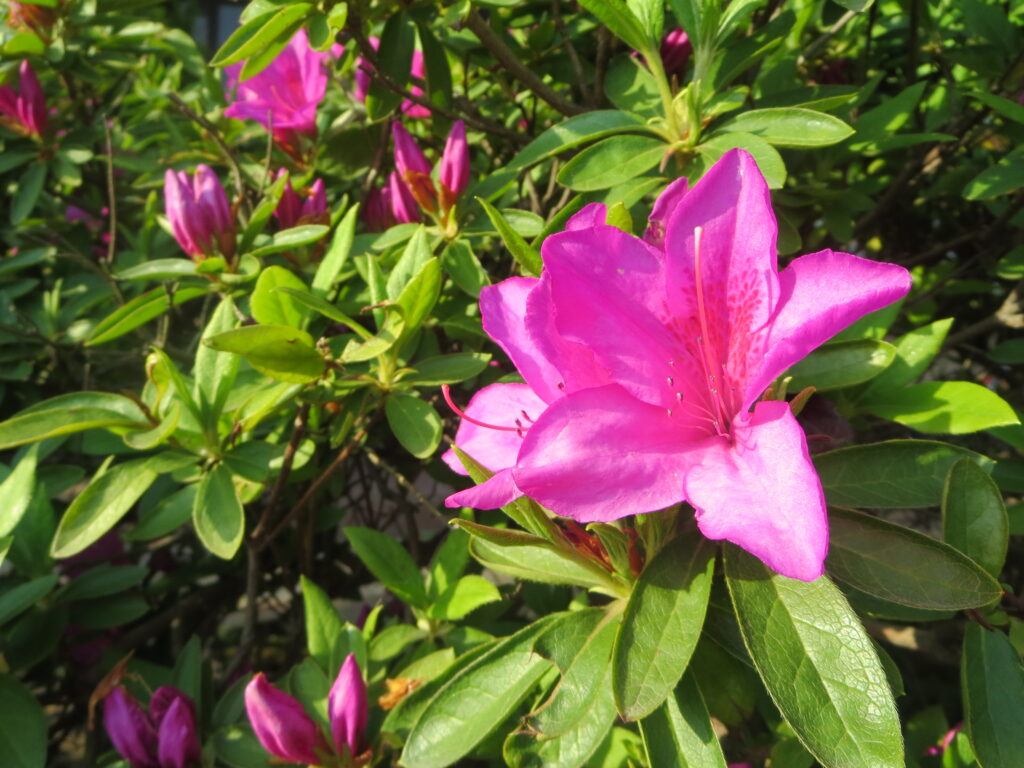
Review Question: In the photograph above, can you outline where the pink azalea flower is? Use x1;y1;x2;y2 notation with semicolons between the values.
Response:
0;60;48;137
363;185;396;232
660;27;692;76
443;149;911;581
163;165;236;261
224;29;331;158
388;170;421;224
272;169;328;229
102;686;201;768
354;37;430;118
439;119;470;214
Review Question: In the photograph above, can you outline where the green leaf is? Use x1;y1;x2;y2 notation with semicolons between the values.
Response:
0;674;47;768
557;134;666;192
274;287;372;340
962;624;1024;768
441;239;489;298
0;575;58;627
11;164;45;226
430;574;501;621
312;204;358;297
613;530;715;720
466;530;616;591
116;258;197;281
211;5;312;66
87;286;208;346
0;445;38;538
964;150;1024;200
51;458;159;559
990;338;1024;364
173;635;204;709
476;198;543;276
301;575;345;670
204;325;325;384
385;393;442;459
387;226;433;300
193;296;241;426
725;546;903;768
126;486;196;541
639;672;728;768
577;0;650;51
852;82;927;144
192;464;244;560
403;353;491;386
247;224;330;259
402;614;564;768
58;565;146;602
788;339;896;391
251;265;309;328
0;393;148;450
697;132;786;188
943;458;1008;578
717;108;854;148
365;11;415;120
860;318;953;397
827;506;1002;610
416;20;453;114
344;526;427;608
863;381;1019;434
508;111;651;171
394;257;442;342
815;440;994;508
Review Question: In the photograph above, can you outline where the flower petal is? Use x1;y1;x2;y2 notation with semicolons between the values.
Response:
103;687;158;768
564;202;606;230
328;654;368;757
441;383;543;475
446;467;522;509
156;697;202;768
244;673;328;765
743;249;913;408
541;225;680;409
513;385;693;522
684;400;827;581
644;176;688;249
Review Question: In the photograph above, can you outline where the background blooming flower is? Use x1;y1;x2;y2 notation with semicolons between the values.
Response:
103;686;201;768
164;165;236;261
224;29;331;158
0;60;48;137
273;169;328;229
245;653;369;764
444;150;911;581
353;37;430;118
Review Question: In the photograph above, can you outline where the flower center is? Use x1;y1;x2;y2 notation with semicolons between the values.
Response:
692;226;729;436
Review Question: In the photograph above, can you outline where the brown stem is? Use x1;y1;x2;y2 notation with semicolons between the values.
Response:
464;10;585;117
251;403;311;541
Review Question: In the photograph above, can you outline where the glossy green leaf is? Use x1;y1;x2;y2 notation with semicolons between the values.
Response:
507;111;651;171
211;4;312;65
0;674;47;768
788;339;896;391
943;458;1008;578
477;197;543;276
312;204;358;297
301;575;346;670
344;526;427;608
964;149;1024;200
365;11;415;120
815;440;993;508
718;108;854;147
0;393;148;450
87;286;208;346
860;318;953;397
467;531;616;591
441;239;489;297
251;265;308;328
116;258;197;281
248;224;329;259
577;0;650;51
11;164;45;226
639;672;728;768
193;296;241;426
274;287;372;340
192;464;244;560
402;614;563;768
394;257;442;342
0;574;58;626
403;353;491;386
827;506;1002;610
557;134;665;191
962;624;1024;768
204;324;325;384
0;444;38;538
417;20;453;114
387;226;433;300
613;530;715;720
725;546;903;768
385;392;442;459
430;574;501;621
864;381;1019;434
58;565;146;602
51;458;159;559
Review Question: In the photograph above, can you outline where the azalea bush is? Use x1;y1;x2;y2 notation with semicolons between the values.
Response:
1;0;1023;766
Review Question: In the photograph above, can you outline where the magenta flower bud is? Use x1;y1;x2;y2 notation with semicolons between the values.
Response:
224;29;331;159
274;171;329;230
244;673;330;766
391;122;432;177
0;61;49;137
659;28;692;76
156;696;202;768
388;171;421;224
328;654;368;757
103;687;158;768
163;165;236;261
364;186;396;232
439;119;470;213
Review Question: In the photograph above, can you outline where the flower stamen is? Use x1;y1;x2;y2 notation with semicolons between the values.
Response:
441;385;523;433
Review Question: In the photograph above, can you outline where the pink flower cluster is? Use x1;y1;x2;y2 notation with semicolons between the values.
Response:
163;165;236;261
103;686;201;768
0;60;48;138
272;168;328;229
443;150;911;581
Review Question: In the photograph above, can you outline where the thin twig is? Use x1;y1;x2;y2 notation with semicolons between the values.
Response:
464;10;585;117
102;119;119;270
251;403;311;541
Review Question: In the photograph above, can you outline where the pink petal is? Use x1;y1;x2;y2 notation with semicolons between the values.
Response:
663;148;780;411
644;177;688;248
564;203;606;230
480;278;564;403
513;385;694;523
195;164;232;233
329;654;368;756
441;382;544;475
163;170;200;257
541;225;679;409
438;119;469;198
446;468;522;509
685;400;827;582
743;249;912;408
244;673;328;765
